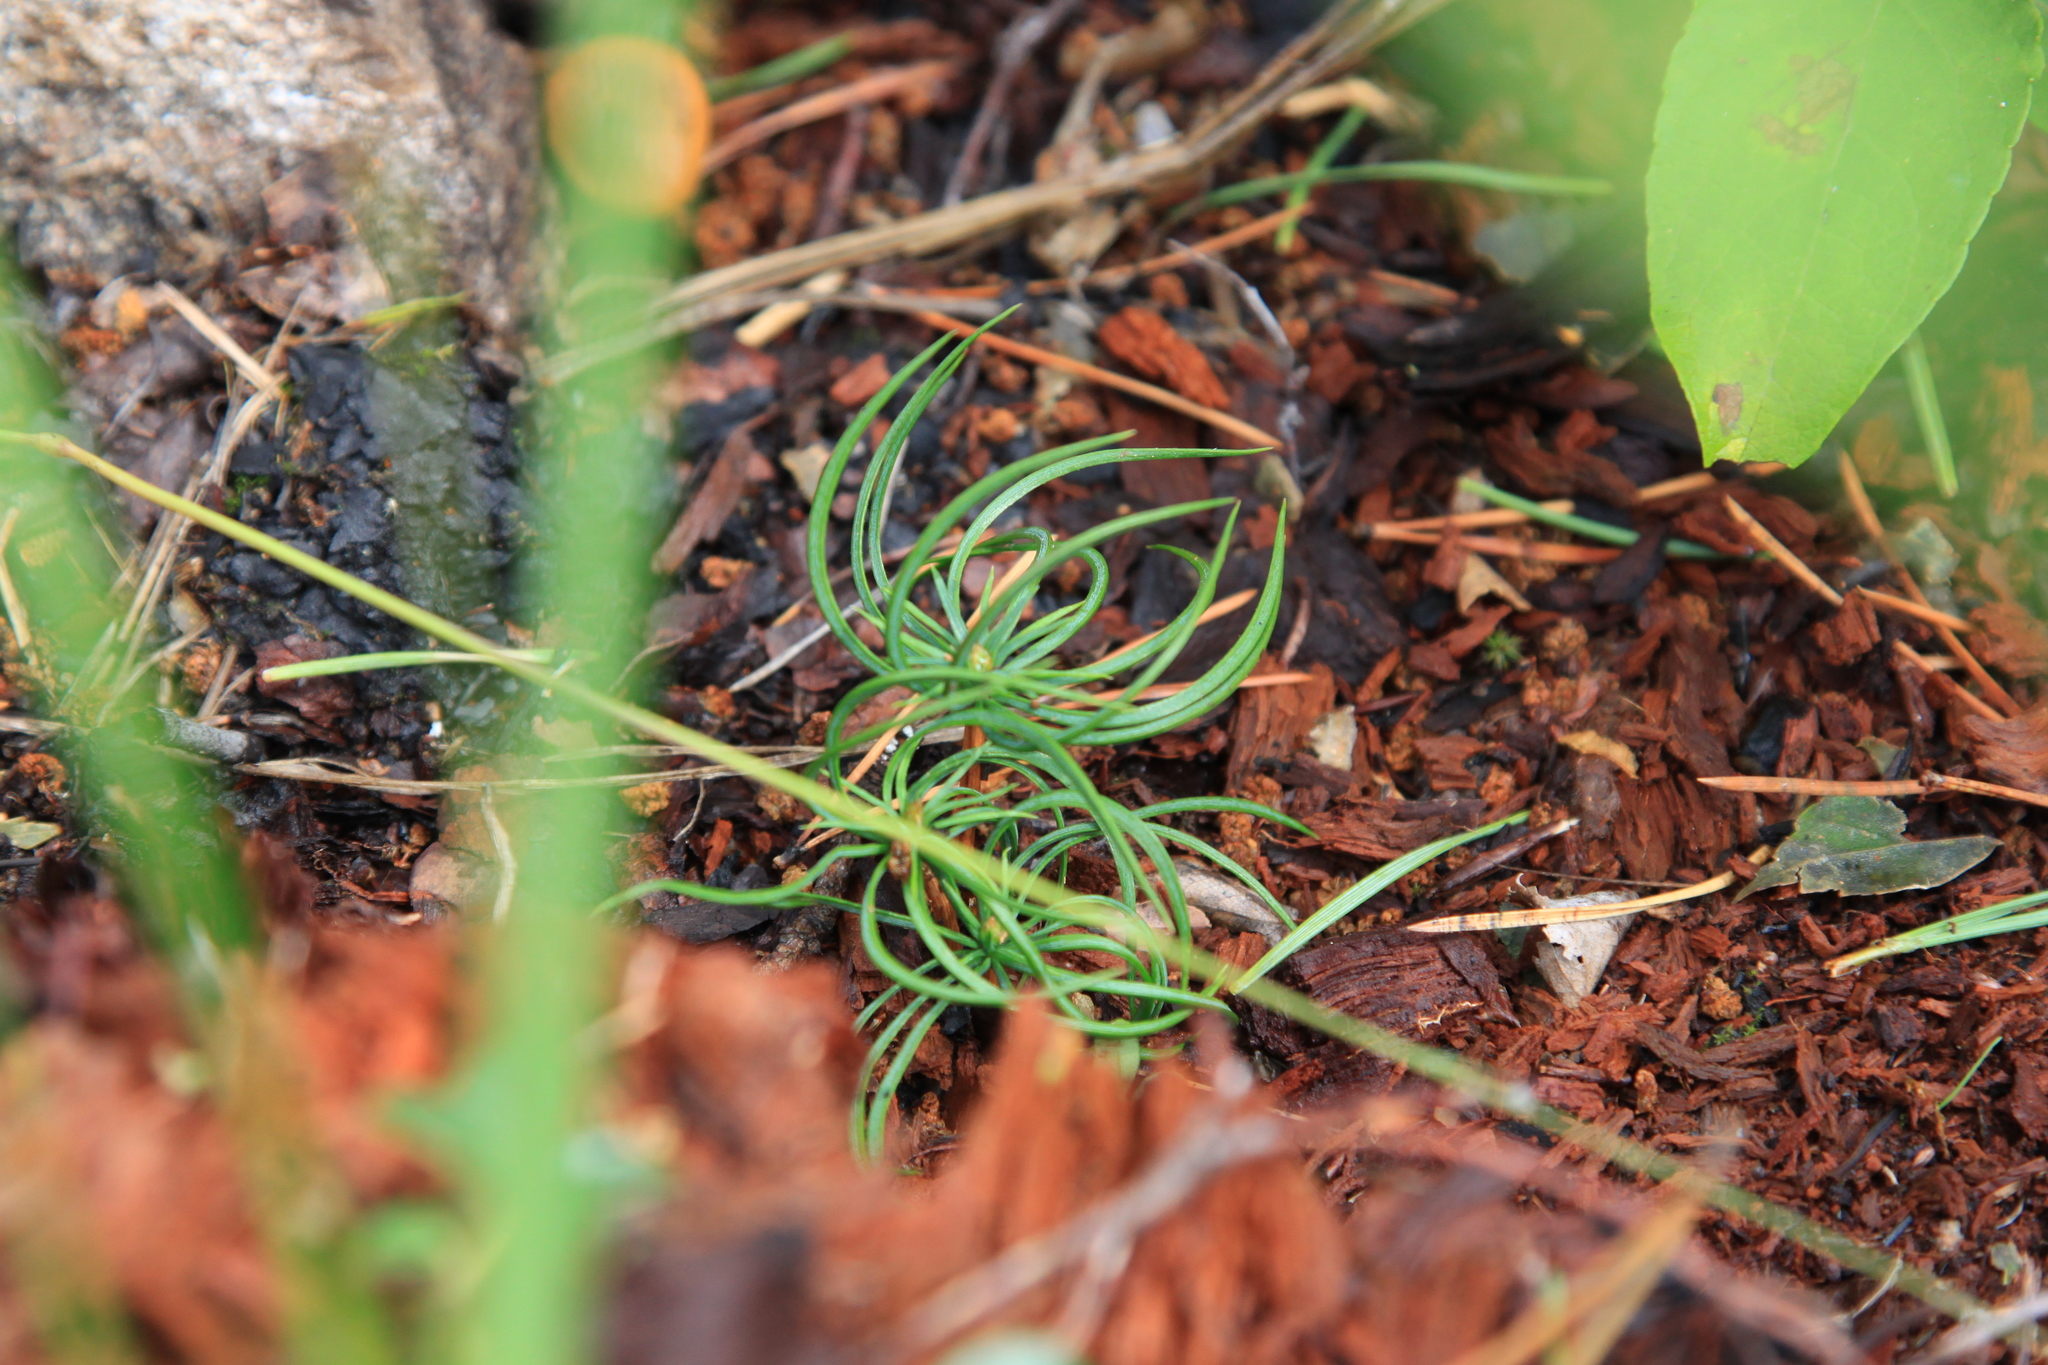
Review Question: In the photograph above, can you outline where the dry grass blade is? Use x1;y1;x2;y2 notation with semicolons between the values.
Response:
0;507;40;682
1914;1292;2048;1364
1362;526;1623;563
538;0;1456;382
1857;585;1970;634
1697;771;2048;812
1896;640;2003;722
1415;868;1738;933
154;285;286;405
1723;495;1841;606
235;751;821;795
1698;775;1922;797
1841;453;2020;716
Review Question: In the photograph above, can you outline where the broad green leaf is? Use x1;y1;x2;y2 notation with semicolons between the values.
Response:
1737;796;1996;899
1647;0;2041;468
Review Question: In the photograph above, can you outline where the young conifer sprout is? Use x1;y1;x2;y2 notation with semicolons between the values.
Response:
620;325;1510;1153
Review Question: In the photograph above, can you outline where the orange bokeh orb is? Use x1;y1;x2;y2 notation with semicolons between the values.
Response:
544;35;711;217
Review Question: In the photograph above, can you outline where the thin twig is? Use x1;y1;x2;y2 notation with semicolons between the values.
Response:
1857;586;1970;634
1362;526;1623;563
195;642;239;721
964;550;1038;630
1924;772;2048;812
1079;205;1312;291
1369;503;1570;535
1841;453;2019;717
730;613;845;694
889;205;1317;299
809;106;870;242
117;384;273;659
913;310;1280;448
1723;496;1841;606
1278;576;1312;668
1432;817;1578;896
1092;589;1256;672
1697;776;1920;797
1694;772;2048;813
1049;671;1314;710
235;750;821;794
942;0;1084;206
154;285;286;405
1897;640;2003;722
481;785;516;923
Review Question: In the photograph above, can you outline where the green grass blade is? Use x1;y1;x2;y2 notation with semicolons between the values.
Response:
1278;104;1371;251
1455;478;1725;560
1238;812;1528;988
1186;161;1612;218
260;649;558;681
705;32;853;101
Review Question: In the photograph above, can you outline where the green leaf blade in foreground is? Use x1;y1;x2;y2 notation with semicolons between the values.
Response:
1646;0;2041;469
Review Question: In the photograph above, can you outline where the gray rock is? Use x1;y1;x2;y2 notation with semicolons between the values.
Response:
0;0;536;329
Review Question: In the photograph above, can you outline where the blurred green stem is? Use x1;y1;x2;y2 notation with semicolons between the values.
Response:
705;32;852;101
1899;331;1958;499
1182;161;1612;220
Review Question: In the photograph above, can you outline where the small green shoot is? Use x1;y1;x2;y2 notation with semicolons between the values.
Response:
1937;1035;2004;1111
352;292;468;332
1478;629;1524;671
